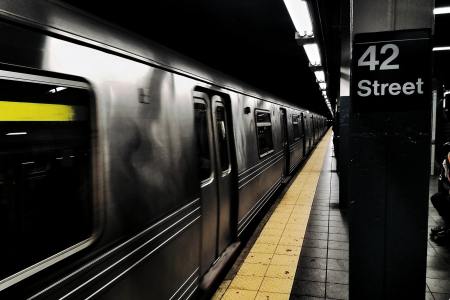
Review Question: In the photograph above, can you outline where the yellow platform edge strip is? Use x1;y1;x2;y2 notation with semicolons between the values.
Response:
0;101;86;121
213;129;332;300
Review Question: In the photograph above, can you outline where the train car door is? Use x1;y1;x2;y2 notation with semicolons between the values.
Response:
301;113;306;156
193;92;232;276
308;115;313;149
211;95;232;255
280;108;289;176
304;114;310;152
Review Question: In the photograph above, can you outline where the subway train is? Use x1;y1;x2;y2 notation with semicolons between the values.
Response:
0;1;328;299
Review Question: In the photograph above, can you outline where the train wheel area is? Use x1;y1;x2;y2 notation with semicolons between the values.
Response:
211;130;349;299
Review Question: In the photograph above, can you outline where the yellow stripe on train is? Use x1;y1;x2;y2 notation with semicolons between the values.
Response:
0;101;87;121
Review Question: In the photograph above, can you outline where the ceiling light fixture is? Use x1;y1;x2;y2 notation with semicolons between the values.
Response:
314;70;325;82
433;46;450;51
434;7;450;14
303;43;322;66
283;0;314;37
285;0;330;116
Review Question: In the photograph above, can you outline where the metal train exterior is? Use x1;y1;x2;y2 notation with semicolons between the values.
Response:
0;1;328;299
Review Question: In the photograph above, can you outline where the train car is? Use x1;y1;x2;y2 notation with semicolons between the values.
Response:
0;1;328;299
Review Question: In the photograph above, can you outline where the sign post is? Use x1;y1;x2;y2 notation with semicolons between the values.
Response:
349;29;431;299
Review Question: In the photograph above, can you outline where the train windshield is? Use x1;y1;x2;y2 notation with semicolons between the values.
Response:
0;77;93;282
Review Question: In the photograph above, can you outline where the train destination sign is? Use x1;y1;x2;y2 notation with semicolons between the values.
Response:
351;30;431;112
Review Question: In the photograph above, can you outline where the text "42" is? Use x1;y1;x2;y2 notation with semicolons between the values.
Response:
357;44;400;71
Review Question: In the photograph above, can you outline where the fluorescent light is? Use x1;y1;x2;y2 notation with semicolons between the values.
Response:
319;82;326;90
303;43;322;66
434;7;450;14
6;131;27;136
322;91;327;96
433;46;450;51
314;70;325;82
49;87;67;93
283;0;314;36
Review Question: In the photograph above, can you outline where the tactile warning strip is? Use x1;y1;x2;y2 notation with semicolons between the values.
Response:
212;130;332;300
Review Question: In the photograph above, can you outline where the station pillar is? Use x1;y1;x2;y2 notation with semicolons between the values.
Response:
348;1;433;299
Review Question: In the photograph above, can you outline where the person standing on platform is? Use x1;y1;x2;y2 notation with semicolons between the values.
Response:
430;142;450;243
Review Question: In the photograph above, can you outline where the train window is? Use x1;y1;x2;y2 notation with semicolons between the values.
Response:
0;75;93;285
194;101;212;180
255;110;274;158
292;115;300;140
215;105;230;172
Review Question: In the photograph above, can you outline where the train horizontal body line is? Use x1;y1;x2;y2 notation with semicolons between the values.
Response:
0;1;328;299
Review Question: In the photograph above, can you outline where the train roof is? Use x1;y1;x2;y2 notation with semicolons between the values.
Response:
0;0;325;117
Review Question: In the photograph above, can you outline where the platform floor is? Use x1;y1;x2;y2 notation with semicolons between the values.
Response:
212;130;349;300
212;131;450;300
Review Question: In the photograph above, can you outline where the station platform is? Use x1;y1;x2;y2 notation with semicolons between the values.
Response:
212;131;349;299
210;130;450;300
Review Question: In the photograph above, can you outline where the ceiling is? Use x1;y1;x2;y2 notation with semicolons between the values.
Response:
434;0;450;92
57;0;341;118
51;1;450;117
